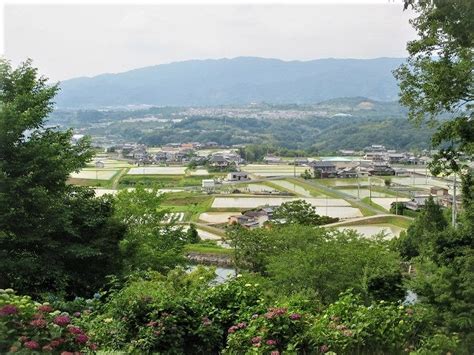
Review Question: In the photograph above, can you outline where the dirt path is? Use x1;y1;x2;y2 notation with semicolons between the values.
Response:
111;167;129;189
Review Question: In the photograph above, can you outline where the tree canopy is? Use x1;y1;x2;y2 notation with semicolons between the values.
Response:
0;60;125;297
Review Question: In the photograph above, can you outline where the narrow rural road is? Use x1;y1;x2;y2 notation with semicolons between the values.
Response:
111;167;129;189
292;177;385;215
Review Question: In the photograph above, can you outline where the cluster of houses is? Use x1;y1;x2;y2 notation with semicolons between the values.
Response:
402;186;462;211
340;145;431;165
227;206;276;229
111;143;244;167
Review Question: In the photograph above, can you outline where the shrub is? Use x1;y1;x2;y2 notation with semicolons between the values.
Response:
85;268;265;353
0;289;96;353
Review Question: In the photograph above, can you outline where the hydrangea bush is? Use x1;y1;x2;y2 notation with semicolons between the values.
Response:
84;268;265;353
0;289;96;353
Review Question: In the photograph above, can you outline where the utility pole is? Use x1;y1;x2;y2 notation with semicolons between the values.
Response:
395;193;398;215
452;173;457;228
293;156;296;178
369;176;372;204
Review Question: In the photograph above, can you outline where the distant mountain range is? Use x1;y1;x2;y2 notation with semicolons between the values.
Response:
56;57;405;108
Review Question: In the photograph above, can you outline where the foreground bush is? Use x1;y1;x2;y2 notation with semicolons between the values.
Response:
1;269;464;354
84;268;265;353
0;289;96;353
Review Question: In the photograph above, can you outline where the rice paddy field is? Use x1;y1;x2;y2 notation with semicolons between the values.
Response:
70;169;120;180
370;197;411;211
211;197;350;209
237;183;278;193
88;159;134;168
270;180;314;197
67;155;418;236
336;188;394;199
199;212;238;224
189;169;210;176
335;224;404;239
242;164;308;177
128;166;187;175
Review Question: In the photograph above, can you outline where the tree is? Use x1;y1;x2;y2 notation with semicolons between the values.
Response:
186;223;201;244
395;2;474;349
0;59;125;297
228;224;404;304
113;186;188;274
301;169;313;180
272;199;338;226
394;0;473;177
395;196;448;260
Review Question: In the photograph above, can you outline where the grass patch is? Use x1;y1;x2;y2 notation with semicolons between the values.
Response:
118;174;213;188
361;197;389;213
160;192;214;220
67;178;114;188
288;178;338;198
335;215;413;229
184;243;233;256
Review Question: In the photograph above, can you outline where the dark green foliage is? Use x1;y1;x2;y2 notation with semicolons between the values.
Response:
229;224;403;304
395;2;474;350
272;199;338;226
396;196;447;260
186;224;201;244
114;186;188;274
84;268;265;353
395;0;473;176
0;60;125;298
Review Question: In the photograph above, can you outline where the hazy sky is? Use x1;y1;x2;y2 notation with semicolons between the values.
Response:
4;3;416;82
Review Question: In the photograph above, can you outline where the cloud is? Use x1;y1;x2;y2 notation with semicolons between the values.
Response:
4;4;416;82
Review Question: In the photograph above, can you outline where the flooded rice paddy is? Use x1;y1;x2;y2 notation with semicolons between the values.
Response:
128;166;187;175
335;224;404;239
211;197;351;208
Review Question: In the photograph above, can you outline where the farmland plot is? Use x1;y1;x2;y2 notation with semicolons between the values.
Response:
242;164;308;177
128;166;187;175
370;197;411;211
211;197;350;209
199;212;237;224
189;169;209;176
70;169;119;180
335;224;404;239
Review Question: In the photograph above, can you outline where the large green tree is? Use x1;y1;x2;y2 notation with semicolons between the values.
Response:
228;224;404;304
395;0;473;176
395;1;474;350
0;59;125;297
113;186;188;274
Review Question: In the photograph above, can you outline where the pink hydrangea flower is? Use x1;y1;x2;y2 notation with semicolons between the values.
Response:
289;313;302;320
24;341;40;350
68;326;84;334
266;339;278;346
271;351;280;355
251;336;262;344
228;325;238;334
0;304;18;316
320;345;330;353
30;318;47;328
53;315;71;326
38;305;53;313
75;334;89;344
237;322;247;329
